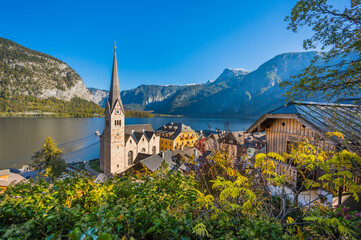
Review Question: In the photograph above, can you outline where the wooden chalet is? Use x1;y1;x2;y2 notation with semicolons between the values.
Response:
247;101;361;154
247;101;361;205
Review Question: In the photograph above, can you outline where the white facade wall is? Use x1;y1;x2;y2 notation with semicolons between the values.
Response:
137;135;150;154
125;136;137;167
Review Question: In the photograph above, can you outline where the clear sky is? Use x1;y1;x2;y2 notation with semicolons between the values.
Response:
0;0;347;91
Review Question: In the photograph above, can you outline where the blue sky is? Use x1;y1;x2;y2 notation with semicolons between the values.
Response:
0;0;347;91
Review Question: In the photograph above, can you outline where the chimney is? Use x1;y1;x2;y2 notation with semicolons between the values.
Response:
194;149;198;156
200;130;203;134
181;145;184;150
161;151;165;158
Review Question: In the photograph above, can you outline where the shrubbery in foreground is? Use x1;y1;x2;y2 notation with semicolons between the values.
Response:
1;144;361;239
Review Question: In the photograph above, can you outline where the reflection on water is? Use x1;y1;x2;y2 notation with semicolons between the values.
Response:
0;117;256;169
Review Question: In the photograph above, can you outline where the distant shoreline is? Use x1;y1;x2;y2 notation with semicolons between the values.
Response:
0;111;183;119
0;112;102;118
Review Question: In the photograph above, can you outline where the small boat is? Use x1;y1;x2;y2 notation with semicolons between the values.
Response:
95;131;100;136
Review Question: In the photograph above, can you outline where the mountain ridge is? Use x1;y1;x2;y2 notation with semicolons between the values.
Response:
90;51;320;117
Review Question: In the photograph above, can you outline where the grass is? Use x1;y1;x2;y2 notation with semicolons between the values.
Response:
73;162;85;170
89;159;100;172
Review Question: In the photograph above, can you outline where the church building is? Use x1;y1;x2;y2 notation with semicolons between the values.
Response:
100;46;160;175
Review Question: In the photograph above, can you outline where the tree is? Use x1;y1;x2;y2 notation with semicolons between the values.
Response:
281;0;361;101
31;136;67;180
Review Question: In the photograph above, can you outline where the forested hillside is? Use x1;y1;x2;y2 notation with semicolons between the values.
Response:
0;37;93;101
0;37;106;117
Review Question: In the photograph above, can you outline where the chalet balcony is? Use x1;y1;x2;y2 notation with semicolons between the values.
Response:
270;158;298;188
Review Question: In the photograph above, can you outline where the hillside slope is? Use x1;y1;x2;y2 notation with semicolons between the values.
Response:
0;37;93;101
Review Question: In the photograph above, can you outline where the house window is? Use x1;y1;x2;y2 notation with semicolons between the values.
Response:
141;148;146;153
130;140;132;143
152;146;156;155
117;164;119;168
128;151;133;165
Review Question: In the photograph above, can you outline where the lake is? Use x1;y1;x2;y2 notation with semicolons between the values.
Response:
0;117;256;169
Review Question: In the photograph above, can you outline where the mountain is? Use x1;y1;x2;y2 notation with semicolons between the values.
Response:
0;37;93;101
176;52;319;117
88;88;109;107
89;67;250;112
89;52;318;117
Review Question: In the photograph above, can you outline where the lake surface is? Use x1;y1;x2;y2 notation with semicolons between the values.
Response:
0;117;256;169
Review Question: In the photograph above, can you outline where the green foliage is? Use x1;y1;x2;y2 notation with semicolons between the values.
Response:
0;162;290;240
124;110;154;118
1;137;360;239
254;137;361;239
281;0;361;100
31;137;67;180
88;159;101;172
302;204;361;239
0;95;104;118
0;169;199;239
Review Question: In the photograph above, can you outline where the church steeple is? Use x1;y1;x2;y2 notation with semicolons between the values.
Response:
107;43;124;113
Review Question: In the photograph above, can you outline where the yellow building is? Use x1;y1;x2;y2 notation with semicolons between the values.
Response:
156;122;198;151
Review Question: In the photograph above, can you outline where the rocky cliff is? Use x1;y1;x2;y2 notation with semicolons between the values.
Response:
0;37;93;101
88;87;109;107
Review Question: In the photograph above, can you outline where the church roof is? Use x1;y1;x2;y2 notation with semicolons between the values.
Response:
107;49;124;113
125;124;154;134
133;153;152;164
144;131;154;140
124;134;133;143
133;132;144;142
124;124;156;143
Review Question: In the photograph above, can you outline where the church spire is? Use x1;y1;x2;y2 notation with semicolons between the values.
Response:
108;43;124;112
